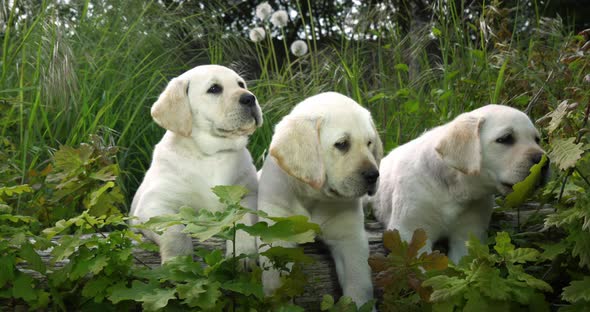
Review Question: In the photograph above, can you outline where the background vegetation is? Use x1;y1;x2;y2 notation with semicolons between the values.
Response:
1;0;590;310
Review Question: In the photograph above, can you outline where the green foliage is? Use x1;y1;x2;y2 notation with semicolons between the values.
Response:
503;155;548;208
320;294;375;312
40;136;123;227
548;138;585;171
423;232;552;311
0;184;325;311
369;229;448;311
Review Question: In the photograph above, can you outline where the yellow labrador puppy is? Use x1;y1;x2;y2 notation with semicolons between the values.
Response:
130;65;262;263
258;92;382;308
372;105;548;264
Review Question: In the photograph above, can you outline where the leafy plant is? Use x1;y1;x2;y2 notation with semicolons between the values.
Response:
24;135;124;228
1;183;327;311
141;185;322;310
320;294;375;312
369;229;448;311
423;232;552;311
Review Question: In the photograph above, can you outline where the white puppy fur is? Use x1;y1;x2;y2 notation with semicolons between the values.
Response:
258;92;382;307
130;65;262;263
372;104;547;264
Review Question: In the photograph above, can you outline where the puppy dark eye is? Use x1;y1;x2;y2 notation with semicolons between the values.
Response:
207;84;223;94
238;81;245;88
496;134;514;145
367;140;372;147
334;140;350;152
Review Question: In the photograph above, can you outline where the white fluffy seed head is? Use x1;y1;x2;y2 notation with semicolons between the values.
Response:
270;10;288;28
249;27;266;42
290;40;308;57
256;2;272;20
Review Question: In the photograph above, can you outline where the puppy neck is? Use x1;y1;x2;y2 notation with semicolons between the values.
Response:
164;131;249;157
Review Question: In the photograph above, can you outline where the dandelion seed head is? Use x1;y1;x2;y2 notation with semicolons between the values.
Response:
256;2;272;20
290;40;308;57
270;10;288;28
249;27;266;42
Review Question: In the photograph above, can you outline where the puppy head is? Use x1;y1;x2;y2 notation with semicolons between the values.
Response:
270;92;383;198
436;104;548;195
151;65;262;137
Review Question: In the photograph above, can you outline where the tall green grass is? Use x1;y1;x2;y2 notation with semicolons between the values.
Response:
0;0;584;212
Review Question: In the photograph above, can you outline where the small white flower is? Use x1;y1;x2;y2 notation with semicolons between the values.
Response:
255;2;272;20
249;27;266;42
270;10;288;28
290;40;308;57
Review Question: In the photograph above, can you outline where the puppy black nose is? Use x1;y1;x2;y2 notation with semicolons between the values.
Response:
530;152;544;164
239;94;256;108
362;169;379;184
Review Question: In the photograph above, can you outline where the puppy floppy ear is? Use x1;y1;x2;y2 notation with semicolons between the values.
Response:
151;78;193;137
435;114;485;175
270;116;325;189
371;122;384;164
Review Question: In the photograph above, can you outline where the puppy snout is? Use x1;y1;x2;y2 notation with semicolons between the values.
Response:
239;93;256;108
362;169;380;185
530;152;544;164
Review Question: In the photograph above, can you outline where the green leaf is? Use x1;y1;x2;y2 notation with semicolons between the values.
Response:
88;164;119;181
203;248;223;266
177;281;221;309
493;232;515;256
261;246;314;269
221;278;264;299
108;281;177;311
51;233;83;263
85;182;124;216
431;26;442;37
403;100;420;113
12;273;36;302
0;254;15;288
276;304;306;312
503;154;548;208
508;265;552;292
492;58;509;104
463;288;497;312
562;276;590;303
423;275;468;302
239;215;320;244
19;242;46;274
82;276;112;302
182;207;246;241
144;204;248;242
211;185;249;205
569;229;590;269
0;184;33;197
463;235;490;262
544;100;569;134
506;248;541;264
71;253;109;279
538;242;568;260
471;265;511;301
320;294;335;310
394;63;409;72
549;137;584;171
